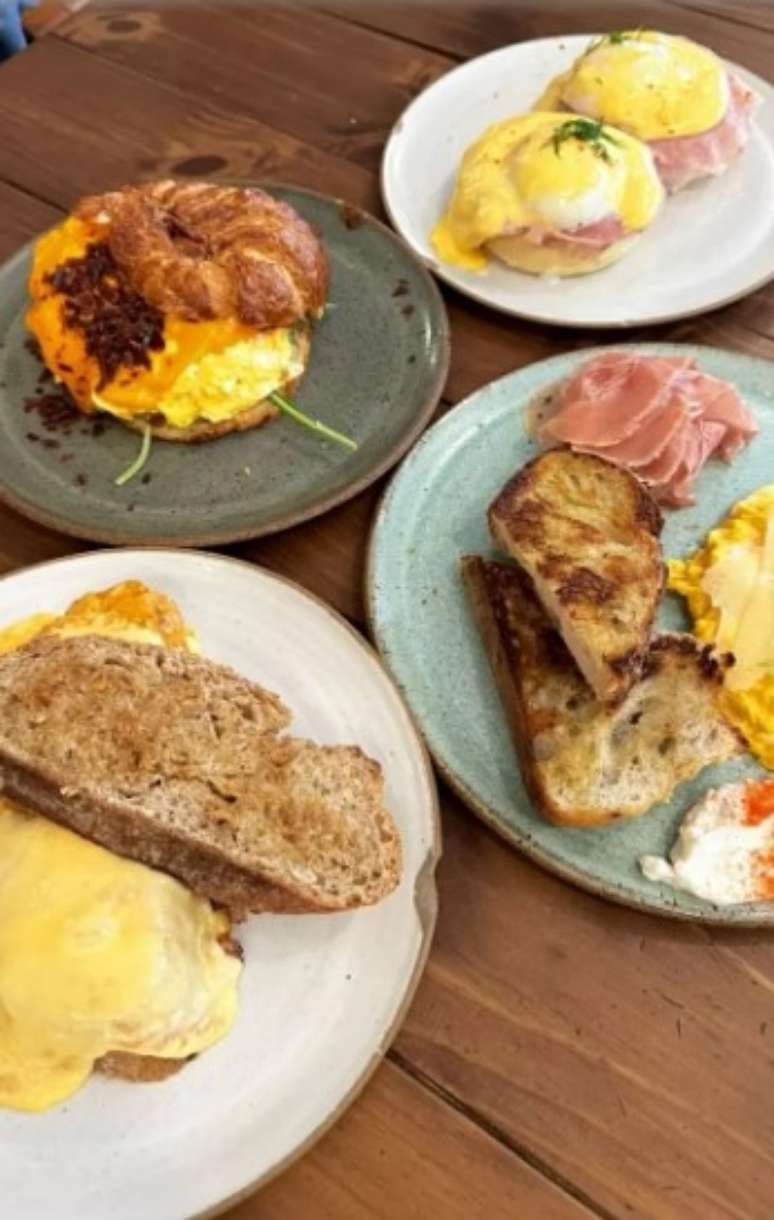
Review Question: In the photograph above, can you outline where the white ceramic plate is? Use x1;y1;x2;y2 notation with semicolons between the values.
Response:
0;550;439;1220
382;35;774;327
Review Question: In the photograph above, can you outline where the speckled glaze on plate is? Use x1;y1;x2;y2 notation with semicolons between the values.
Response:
0;185;449;546
367;342;774;925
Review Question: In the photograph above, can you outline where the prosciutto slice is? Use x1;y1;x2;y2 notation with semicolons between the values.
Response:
540;352;759;507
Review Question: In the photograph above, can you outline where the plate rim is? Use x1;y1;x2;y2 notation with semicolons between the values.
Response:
0;182;450;547
0;546;442;1214
380;35;774;329
364;339;774;927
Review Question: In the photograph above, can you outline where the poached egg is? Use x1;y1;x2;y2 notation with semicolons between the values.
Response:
431;112;664;274
537;30;729;141
641;778;774;904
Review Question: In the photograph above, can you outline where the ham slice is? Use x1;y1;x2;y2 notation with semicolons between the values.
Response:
649;73;757;193
505;215;627;251
593;384;695;467
543;353;693;446
541;352;758;508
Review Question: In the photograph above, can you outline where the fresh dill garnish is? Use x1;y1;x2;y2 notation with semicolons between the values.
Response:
585;28;643;54
547;118;621;164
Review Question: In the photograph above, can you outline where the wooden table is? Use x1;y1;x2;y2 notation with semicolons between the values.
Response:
3;4;774;1217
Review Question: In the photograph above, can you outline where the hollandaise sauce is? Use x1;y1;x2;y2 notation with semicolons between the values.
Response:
431;112;663;272
537;30;729;141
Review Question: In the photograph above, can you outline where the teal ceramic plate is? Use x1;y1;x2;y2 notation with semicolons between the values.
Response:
0;186;449;546
368;342;774;924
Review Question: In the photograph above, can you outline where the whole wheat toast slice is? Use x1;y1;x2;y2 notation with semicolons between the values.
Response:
488;449;664;704
0;635;401;916
462;556;744;828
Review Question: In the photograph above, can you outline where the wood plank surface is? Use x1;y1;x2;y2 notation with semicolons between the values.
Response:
395;793;774;1220
324;0;774;75
227;1060;598;1220
2;5;774;1218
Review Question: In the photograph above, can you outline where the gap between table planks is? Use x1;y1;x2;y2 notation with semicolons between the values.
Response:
2;7;774;1218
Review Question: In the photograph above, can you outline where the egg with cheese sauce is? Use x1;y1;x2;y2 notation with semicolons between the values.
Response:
0;580;199;655
668;486;774;769
431;112;664;274
537;30;729;141
0;796;240;1113
27;217;304;431
0;582;241;1113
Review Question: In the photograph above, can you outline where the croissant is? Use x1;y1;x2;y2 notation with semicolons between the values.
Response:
76;181;328;328
27;181;328;443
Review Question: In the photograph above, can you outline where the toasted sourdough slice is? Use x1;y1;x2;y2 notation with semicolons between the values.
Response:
0;635;401;916
488;449;664;703
462;556;744;827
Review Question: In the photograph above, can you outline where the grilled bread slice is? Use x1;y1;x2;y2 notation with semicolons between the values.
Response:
0;634;401;916
488;449;664;703
462;556;744;828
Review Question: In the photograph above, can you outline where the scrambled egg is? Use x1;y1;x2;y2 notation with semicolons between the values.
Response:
0;582;240;1114
431;112;663;272
537;30;728;140
669;487;774;769
27;217;303;430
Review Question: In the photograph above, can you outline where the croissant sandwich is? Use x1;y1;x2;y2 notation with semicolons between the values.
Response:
26;181;328;442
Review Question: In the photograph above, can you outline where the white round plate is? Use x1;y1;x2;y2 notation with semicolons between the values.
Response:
0;550;439;1220
382;35;774;327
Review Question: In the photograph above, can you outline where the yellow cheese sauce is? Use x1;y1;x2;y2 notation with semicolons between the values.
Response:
27;217;302;429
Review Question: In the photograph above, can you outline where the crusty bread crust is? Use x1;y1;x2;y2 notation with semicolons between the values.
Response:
488;449;664;704
462;555;745;827
96;1052;191;1083
119;327;310;443
0;635;401;916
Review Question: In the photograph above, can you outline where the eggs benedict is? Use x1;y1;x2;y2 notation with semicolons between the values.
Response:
27;182;327;442
537;31;757;192
668;486;774;769
431;112;664;276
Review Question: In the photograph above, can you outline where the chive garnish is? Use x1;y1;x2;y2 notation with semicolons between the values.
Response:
115;424;152;486
268;391;357;452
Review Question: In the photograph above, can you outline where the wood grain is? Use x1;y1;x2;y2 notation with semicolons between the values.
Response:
0;38;378;212
57;3;453;173
325;1;774;75
395;791;774;1220
226;1059;598;1220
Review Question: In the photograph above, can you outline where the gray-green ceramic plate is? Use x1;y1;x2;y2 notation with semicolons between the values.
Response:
367;342;774;925
0;185;449;546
